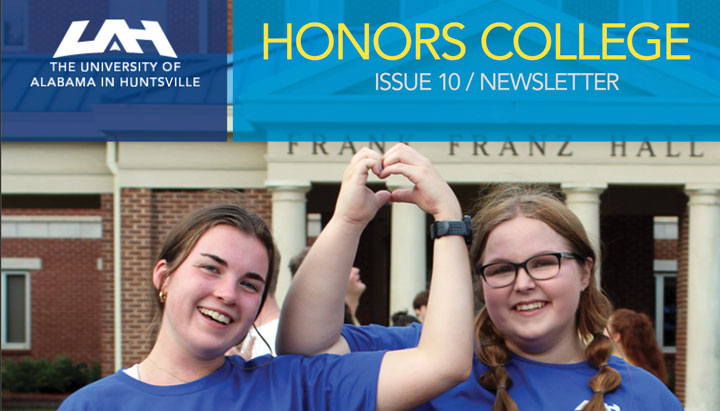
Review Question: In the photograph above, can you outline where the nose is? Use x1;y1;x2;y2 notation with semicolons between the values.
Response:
214;277;238;305
513;265;536;291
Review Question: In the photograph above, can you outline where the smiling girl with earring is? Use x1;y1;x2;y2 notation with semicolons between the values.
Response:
58;144;474;411
278;181;684;410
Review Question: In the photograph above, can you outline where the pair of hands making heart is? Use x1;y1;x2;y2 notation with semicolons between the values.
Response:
334;143;462;231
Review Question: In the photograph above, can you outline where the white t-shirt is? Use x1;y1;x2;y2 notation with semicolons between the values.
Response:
241;318;279;358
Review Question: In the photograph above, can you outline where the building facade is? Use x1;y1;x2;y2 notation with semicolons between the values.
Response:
3;140;720;408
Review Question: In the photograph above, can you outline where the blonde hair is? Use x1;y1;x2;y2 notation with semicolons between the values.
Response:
469;185;620;411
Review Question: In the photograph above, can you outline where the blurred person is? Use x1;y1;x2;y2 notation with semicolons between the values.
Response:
344;266;366;325
607;308;669;385
391;310;420;327
289;247;367;325
413;290;429;323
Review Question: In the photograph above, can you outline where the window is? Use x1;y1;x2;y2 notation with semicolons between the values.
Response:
654;269;677;353
1;271;31;350
653;216;677;353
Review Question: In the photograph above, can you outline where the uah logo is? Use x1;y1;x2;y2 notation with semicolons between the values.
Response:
575;400;620;411
54;20;177;58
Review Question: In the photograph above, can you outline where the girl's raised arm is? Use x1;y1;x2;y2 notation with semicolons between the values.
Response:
277;147;390;355
278;144;474;410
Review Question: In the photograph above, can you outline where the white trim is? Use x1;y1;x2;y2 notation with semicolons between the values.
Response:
1;216;102;222
1;271;31;350
1;258;42;270
2;216;102;239
307;213;322;237
653;259;678;272
654;216;679;240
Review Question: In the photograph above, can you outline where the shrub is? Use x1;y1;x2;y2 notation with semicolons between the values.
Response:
2;355;101;393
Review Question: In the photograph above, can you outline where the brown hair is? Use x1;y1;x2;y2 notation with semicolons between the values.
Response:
609;308;669;384
469;184;620;411
288;247;310;277
149;204;277;343
413;290;429;310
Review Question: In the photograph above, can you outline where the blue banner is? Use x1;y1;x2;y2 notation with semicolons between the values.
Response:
2;0;227;141
232;0;720;142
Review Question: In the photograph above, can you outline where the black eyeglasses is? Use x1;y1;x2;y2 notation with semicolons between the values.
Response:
477;252;582;289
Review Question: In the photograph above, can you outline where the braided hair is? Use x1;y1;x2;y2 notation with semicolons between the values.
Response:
469;185;620;410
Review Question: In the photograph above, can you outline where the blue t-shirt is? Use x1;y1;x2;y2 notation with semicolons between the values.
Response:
342;324;684;411
59;352;383;411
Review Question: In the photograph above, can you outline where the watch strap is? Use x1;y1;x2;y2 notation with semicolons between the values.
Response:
430;215;472;244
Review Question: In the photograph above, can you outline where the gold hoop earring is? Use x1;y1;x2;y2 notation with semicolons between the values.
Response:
159;291;167;303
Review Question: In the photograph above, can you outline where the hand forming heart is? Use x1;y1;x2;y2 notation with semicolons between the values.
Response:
333;143;462;232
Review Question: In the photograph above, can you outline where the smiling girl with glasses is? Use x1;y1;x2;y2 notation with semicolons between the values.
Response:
279;183;683;410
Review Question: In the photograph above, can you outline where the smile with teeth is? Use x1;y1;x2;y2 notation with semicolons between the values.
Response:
515;302;546;312
198;307;232;325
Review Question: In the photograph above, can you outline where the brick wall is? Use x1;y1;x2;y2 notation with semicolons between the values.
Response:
149;189;272;261
119;188;154;368
2;207;107;367
654;239;678;260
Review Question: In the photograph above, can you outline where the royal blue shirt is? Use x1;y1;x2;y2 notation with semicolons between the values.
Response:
342;323;684;411
59;352;384;410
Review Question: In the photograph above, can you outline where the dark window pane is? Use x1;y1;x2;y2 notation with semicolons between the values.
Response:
663;277;676;347
6;275;27;343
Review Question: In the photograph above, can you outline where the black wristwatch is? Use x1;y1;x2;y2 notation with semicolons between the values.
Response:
430;215;472;245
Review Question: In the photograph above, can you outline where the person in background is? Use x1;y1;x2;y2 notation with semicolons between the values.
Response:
413;290;429;323
607;308;669;385
278;183;684;411
391;310;420;327
289;247;367;325
343;266;366;325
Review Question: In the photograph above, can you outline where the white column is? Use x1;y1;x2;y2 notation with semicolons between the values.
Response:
684;185;720;411
268;183;310;305
562;183;606;288
389;190;427;321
